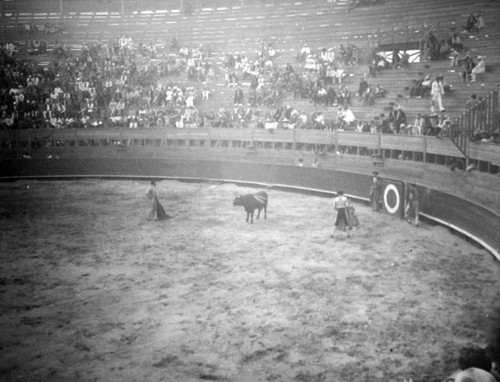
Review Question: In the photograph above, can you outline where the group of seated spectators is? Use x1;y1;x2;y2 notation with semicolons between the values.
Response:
357;77;386;105
0;35;451;137
470;127;500;144
245;102;452;138
19;22;65;36
368;49;410;77
0;34;223;130
300;43;358;83
422;14;486;83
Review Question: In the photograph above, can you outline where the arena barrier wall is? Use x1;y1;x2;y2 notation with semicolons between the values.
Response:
1;157;497;261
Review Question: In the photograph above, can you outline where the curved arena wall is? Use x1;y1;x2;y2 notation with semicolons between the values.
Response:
1;153;499;261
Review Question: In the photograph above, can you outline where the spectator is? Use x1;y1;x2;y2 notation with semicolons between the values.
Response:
338;105;356;130
444;347;497;382
337;85;350;106
450;48;460;67
374;83;386;99
326;85;337;106
486;305;500;379
436;112;451;137
464;13;477;34
313;111;326;130
471;56;485;82
439;40;452;60
361;85;374;105
461;54;475;82
326;48;335;64
391;49;401;69
234;86;244;105
431;76;446;113
410;74;431;98
412;113;424;136
476;13;485;34
450;33;464;51
465;94;477;110
393;105;407;134
400;51;410;68
299;43;311;62
358;77;369;101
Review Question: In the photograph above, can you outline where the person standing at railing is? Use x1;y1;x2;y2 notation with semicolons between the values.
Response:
465;94;477;110
369;171;383;212
436;112;451;137
405;183;420;227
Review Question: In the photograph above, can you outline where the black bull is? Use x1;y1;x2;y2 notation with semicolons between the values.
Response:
233;191;268;223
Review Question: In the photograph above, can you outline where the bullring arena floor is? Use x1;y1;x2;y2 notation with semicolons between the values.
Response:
0;179;499;382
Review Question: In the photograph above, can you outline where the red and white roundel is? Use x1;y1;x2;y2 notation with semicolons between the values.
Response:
383;184;400;214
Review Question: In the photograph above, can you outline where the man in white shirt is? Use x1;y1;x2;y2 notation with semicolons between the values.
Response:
431;76;445;113
339;106;356;129
300;44;311;62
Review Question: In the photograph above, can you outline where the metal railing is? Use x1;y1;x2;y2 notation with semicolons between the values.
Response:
450;84;499;158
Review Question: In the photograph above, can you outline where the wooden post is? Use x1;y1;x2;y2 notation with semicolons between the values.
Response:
334;130;339;157
422;136;427;163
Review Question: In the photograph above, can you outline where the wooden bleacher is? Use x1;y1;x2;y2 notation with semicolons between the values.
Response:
1;0;499;125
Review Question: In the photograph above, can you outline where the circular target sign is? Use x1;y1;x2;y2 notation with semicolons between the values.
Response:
383;184;400;214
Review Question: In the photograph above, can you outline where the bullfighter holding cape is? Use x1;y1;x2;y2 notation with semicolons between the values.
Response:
331;191;354;238
146;180;171;221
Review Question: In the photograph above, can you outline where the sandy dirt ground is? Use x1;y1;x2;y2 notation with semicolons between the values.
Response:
0;179;499;382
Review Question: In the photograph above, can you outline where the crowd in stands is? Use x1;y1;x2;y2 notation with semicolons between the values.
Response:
18;22;65;36
0;35;491;142
0;35;220;130
0;6;497;146
0;37;374;132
